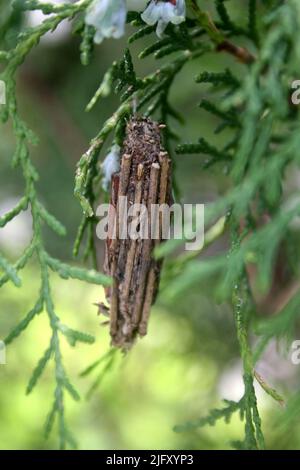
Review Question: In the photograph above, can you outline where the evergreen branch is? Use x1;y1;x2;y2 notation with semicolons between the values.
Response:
144;93;162;118
215;0;232;28
1;0;299;450
86;61;119;111
231;235;264;450
154;44;183;60
37;202;67;237
248;0;259;45
63;376;81;402
80;24;95;66
26;342;53;395
176;137;232;164
166;216;226;266
0;252;22;287
79;348;116;377
0;242;35;288
0;196;28;228
44;399;58;439
0;0;108;448
4;299;43;345
45;254;111;286
73;216;88;257
187;0;255;64
215;0;246;35
174;399;242;432
39;256;81;449
199;99;239;127
75;49;203;218
12;0;91;15
254;371;285;407
128;25;155;44
57;322;95;346
74;102;131;216
255;289;300;342
80;358;104;378
2;1;90;83
195;69;240;88
82;217;98;268
162;256;226;302
85;352;116;399
139;38;172;59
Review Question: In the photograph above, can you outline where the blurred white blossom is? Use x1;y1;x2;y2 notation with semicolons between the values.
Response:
101;145;121;190
86;0;127;44
141;0;186;38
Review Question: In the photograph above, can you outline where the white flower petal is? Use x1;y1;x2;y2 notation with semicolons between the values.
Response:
101;145;121;190
170;14;185;25
86;0;109;26
141;2;162;26
85;0;127;44
141;0;186;37
94;29;105;44
156;19;168;38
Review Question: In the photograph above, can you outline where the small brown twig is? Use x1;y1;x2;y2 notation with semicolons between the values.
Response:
103;118;172;350
120;164;144;309
187;0;255;65
132;162;160;328
139;268;156;336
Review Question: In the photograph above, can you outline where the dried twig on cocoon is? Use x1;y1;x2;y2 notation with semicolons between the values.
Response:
103;117;172;350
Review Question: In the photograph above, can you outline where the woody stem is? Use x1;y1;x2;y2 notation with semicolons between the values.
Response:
187;0;255;64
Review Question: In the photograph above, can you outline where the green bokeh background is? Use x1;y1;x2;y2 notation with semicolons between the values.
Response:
0;1;300;450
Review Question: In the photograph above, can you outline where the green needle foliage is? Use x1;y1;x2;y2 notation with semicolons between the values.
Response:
0;0;110;450
1;0;300;449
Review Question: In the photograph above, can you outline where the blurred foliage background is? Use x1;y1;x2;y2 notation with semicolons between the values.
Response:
1;0;300;450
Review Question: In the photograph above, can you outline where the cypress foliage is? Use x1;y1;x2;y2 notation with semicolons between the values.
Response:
1;0;300;449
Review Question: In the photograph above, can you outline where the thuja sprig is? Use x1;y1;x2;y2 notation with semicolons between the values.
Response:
79;348;118;399
74;43;210;222
214;0;246;36
75;10;215;227
187;0;255;64
2;0;300;451
2;197;111;449
0;0;113;449
151;0;300;448
174;398;243;433
173;230;264;449
195;69;240;88
230;231;264;450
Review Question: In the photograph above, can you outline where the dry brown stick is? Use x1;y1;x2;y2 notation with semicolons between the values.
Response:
217;40;255;65
159;152;170;205
132;162;160;328
115;155;132;290
131;244;152;328
147;161;161;243
109;257;119;337
139;156;170;335
121;164;144;305
120;154;132;195
148;163;160;208
158;152;170;241
108;173;125;337
109;174;120;254
103;174;119;323
117;154;131;240
139;268;156;336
